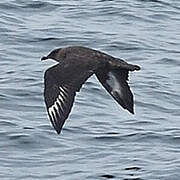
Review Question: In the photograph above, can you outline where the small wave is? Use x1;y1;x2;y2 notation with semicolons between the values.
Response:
0;120;17;127
100;174;115;179
93;134;122;142
27;37;61;43
14;0;59;10
8;134;30;140
124;166;141;171
156;58;180;66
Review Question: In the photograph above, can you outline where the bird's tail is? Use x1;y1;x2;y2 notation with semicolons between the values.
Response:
111;58;141;71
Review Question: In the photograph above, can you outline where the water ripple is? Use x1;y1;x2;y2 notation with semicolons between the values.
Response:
0;0;180;179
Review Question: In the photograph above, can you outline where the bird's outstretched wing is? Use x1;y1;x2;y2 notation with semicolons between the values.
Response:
95;68;134;114
44;63;93;134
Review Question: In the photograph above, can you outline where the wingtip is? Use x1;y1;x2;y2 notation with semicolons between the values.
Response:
127;106;134;114
56;129;61;135
54;126;62;134
130;110;134;114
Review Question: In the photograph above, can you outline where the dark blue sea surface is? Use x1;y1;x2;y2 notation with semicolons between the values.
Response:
0;0;180;179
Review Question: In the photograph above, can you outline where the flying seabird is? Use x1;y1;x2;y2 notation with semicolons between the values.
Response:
41;46;140;134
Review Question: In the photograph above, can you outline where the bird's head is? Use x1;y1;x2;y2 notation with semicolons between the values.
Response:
41;48;65;62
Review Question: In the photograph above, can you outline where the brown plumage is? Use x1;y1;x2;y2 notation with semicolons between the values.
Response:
41;46;140;134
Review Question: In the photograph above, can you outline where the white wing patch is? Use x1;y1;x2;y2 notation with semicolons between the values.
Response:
59;86;69;97
48;86;69;124
107;72;122;96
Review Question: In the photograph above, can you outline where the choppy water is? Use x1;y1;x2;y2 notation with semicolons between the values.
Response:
0;0;180;179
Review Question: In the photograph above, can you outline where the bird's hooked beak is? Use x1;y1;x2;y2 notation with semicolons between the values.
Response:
41;56;48;61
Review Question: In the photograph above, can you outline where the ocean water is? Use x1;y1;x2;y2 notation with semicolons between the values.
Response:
0;0;180;179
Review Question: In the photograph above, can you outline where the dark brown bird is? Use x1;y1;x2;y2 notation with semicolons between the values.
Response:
41;46;140;134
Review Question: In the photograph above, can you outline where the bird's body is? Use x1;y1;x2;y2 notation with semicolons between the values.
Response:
42;46;140;134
